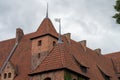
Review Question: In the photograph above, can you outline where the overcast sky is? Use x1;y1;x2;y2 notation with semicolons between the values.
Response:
0;0;120;54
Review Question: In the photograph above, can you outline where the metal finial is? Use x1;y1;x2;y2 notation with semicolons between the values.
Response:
46;3;48;18
55;18;63;43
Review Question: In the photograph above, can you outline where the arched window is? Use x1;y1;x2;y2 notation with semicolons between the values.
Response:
44;77;51;80
8;72;11;78
4;73;7;79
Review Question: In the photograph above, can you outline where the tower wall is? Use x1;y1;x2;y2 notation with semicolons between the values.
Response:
31;35;57;70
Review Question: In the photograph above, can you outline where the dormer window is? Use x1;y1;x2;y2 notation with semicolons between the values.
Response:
97;66;110;80
2;62;17;80
118;77;120;80
104;75;110;80
73;55;88;73
80;65;87;73
8;72;11;78
53;41;56;46
38;40;42;46
4;73;7;79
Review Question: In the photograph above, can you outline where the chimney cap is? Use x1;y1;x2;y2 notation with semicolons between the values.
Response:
16;28;24;43
94;48;101;55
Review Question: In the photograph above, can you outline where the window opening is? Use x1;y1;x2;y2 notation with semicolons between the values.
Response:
8;72;11;78
38;40;42;46
4;73;7;79
44;77;51;80
80;65;87;73
53;41;56;46
104;75;110;80
38;53;40;58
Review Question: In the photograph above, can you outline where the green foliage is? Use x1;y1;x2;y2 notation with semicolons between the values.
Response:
114;0;120;12
78;76;86;80
64;70;87;80
113;0;120;24
64;71;72;80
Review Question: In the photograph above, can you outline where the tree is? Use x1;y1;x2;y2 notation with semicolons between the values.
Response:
113;0;120;24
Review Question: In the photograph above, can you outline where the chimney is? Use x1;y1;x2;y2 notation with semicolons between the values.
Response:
16;28;24;43
94;48;101;55
64;33;71;44
79;40;87;51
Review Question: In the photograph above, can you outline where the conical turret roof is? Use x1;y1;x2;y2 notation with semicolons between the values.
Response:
36;18;58;38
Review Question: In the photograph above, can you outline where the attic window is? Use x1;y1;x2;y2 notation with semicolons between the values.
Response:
80;65;87;73
38;40;42;46
73;55;88;73
104;75;110;80
4;73;7;79
8;73;11;78
118;77;120;80
53;41;56;46
97;66;110;80
44;77;51;80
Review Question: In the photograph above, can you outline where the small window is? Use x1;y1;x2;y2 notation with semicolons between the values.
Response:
8;73;11;78
80;65;87;73
53;41;56;46
4;73;7;79
118;77;120;80
44;77;51;80
38;53;40;58
104;75;110;80
38;40;42;46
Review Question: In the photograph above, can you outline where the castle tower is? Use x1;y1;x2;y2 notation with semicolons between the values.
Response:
31;17;58;70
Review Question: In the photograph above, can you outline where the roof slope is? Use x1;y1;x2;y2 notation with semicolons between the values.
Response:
0;17;119;80
105;52;120;60
0;33;33;80
33;18;58;38
30;35;118;80
0;39;15;70
31;42;88;77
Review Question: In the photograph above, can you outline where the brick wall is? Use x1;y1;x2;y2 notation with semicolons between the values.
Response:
31;35;57;70
31;35;57;54
32;70;64;80
1;62;16;80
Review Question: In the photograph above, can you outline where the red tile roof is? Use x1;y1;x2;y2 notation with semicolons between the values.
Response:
0;17;119;80
31;42;88;77
32;18;58;39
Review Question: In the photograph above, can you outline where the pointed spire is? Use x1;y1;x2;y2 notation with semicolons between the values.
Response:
46;3;48;18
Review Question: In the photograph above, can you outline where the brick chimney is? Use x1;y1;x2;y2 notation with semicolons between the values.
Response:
79;40;87;51
16;28;24;43
94;48;101;55
64;33;71;44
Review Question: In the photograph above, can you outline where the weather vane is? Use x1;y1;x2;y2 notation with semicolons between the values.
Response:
55;18;63;43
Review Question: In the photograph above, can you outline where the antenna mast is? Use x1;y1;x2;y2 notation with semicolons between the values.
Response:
55;18;63;43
